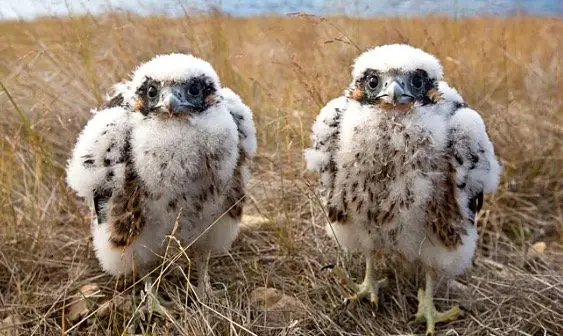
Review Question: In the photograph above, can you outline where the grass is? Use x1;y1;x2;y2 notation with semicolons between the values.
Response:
0;12;562;336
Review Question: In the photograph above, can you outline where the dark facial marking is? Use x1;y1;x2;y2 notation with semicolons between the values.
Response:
352;68;438;107
134;77;161;116
414;69;440;105
134;76;218;117
411;72;424;89
350;69;380;104
180;75;217;113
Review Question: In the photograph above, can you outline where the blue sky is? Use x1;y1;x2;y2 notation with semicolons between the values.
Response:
0;0;561;20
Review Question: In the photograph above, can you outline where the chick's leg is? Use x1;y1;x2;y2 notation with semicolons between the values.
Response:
338;254;388;307
143;277;172;318
192;251;211;301
415;271;463;336
190;250;228;301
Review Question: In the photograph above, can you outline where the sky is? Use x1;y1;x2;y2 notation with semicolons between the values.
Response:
0;0;561;20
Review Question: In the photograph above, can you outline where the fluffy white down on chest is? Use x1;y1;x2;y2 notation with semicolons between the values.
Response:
129;105;239;196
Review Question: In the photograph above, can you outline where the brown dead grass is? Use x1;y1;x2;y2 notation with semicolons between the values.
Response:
0;13;562;336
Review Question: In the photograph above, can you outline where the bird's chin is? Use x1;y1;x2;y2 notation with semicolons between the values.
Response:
156;111;192;120
376;101;415;113
147;107;194;120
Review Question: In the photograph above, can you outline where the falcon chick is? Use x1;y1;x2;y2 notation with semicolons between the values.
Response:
305;44;500;335
67;53;256;297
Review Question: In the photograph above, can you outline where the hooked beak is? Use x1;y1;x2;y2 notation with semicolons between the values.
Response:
156;87;194;114
376;80;414;105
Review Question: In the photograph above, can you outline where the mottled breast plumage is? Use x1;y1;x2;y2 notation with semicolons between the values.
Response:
329;100;468;247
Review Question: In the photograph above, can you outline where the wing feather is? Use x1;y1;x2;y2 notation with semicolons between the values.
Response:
220;88;257;218
439;81;501;215
449;105;501;215
66;106;130;224
103;81;130;109
304;97;347;201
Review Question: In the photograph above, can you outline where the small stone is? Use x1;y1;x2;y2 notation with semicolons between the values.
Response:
97;295;132;318
0;315;21;336
240;214;270;230
250;287;307;327
532;241;547;253
67;283;102;323
527;241;547;260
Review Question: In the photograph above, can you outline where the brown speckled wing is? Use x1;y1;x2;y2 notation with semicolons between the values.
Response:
105;132;147;248
315;107;345;223
425;161;467;249
223;110;251;220
224;148;246;220
106;169;147;248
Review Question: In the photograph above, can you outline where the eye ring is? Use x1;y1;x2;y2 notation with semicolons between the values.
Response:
411;74;424;89
147;85;158;99
367;76;379;90
188;82;203;96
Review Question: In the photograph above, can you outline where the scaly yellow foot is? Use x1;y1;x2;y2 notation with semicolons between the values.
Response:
332;254;387;307
414;273;463;336
345;276;388;306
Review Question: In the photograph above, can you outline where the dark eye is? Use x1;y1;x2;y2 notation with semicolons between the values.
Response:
412;74;424;89
188;82;203;96
367;76;379;90
147;85;158;99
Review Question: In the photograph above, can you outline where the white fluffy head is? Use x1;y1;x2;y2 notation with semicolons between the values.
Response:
114;53;221;107
352;44;443;82
130;53;220;90
113;53;223;117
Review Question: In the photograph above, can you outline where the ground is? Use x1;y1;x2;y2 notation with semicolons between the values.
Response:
0;13;562;336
